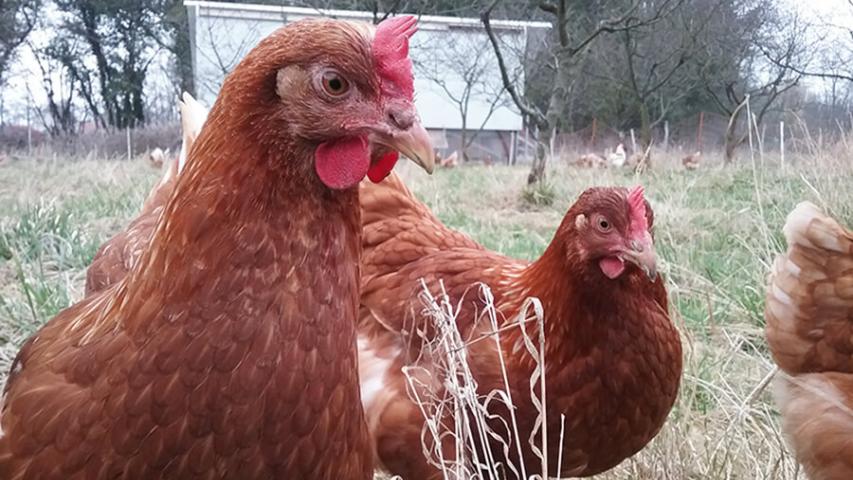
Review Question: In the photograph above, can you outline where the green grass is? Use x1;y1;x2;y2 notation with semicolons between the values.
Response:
0;149;849;479
0;157;154;339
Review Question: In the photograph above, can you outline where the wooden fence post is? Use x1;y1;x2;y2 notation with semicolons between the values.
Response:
697;111;704;152
590;117;597;148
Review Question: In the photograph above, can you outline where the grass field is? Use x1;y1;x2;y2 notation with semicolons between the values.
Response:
1;149;850;478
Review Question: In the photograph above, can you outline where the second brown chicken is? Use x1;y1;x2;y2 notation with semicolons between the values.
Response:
358;173;683;479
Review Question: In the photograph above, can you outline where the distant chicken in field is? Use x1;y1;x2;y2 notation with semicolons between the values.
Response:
765;202;853;480
682;151;701;170
576;152;607;169
628;149;652;173
0;16;434;480
147;147;167;169
438;150;458;168
86;93;208;295
608;142;626;167
358;173;682;479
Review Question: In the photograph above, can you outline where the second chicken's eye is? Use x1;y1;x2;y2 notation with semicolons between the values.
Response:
321;70;350;97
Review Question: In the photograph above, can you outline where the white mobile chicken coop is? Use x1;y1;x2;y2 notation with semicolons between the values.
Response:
184;1;549;164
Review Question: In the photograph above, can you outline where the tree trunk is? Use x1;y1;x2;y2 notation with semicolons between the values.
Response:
526;50;572;185
724;131;749;164
527;127;548;185
723;115;747;164
724;99;749;164
460;114;468;163
724;129;737;164
638;102;653;169
639;103;652;150
168;3;195;96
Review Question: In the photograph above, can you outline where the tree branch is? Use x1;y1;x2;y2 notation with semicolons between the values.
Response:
563;0;682;57
481;0;547;128
538;1;558;15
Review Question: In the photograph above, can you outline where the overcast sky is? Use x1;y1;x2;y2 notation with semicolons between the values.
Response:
802;0;853;24
802;0;853;38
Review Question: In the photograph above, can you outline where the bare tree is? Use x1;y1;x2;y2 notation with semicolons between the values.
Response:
0;0;39;83
415;27;509;161
695;0;808;163
47;35;107;128
50;0;171;129
159;0;195;97
759;0;853;84
194;16;264;99
482;0;683;184
610;0;724;156
28;41;78;135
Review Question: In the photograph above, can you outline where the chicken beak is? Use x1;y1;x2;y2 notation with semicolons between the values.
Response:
371;112;435;174
623;232;658;281
388;120;435;174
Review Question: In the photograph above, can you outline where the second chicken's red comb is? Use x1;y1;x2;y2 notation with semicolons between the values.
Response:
628;186;648;235
373;15;417;100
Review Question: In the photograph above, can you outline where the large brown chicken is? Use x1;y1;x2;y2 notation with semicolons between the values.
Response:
0;16;434;479
765;202;853;480
358;173;683;479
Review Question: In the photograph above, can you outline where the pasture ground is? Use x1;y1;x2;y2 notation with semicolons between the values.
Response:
2;149;849;479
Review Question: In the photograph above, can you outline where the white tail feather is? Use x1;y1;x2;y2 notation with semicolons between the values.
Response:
178;92;209;173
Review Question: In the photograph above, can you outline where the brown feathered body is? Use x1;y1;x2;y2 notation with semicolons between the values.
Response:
86;93;207;295
358;173;682;479
438;151;457;168
0;19;423;479
627;152;646;169
682;151;701;170
765;202;853;480
85;173;177;295
575;152;607;169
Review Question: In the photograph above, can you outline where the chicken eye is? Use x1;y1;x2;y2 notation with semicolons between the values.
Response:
320;70;350;97
597;218;611;232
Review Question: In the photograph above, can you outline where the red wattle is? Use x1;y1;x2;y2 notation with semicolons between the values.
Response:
315;136;370;190
367;152;399;183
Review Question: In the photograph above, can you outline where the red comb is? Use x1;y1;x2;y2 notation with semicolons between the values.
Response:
373;15;417;100
627;186;648;236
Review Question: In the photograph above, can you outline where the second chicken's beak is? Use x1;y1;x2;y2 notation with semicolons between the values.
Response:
623;232;658;281
370;112;435;174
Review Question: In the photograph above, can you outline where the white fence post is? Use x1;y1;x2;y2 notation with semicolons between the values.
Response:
780;120;785;167
126;126;132;160
26;96;32;155
509;131;517;165
548;126;556;160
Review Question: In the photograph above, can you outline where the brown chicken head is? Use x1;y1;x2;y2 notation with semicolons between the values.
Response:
568;186;657;281
220;15;434;189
